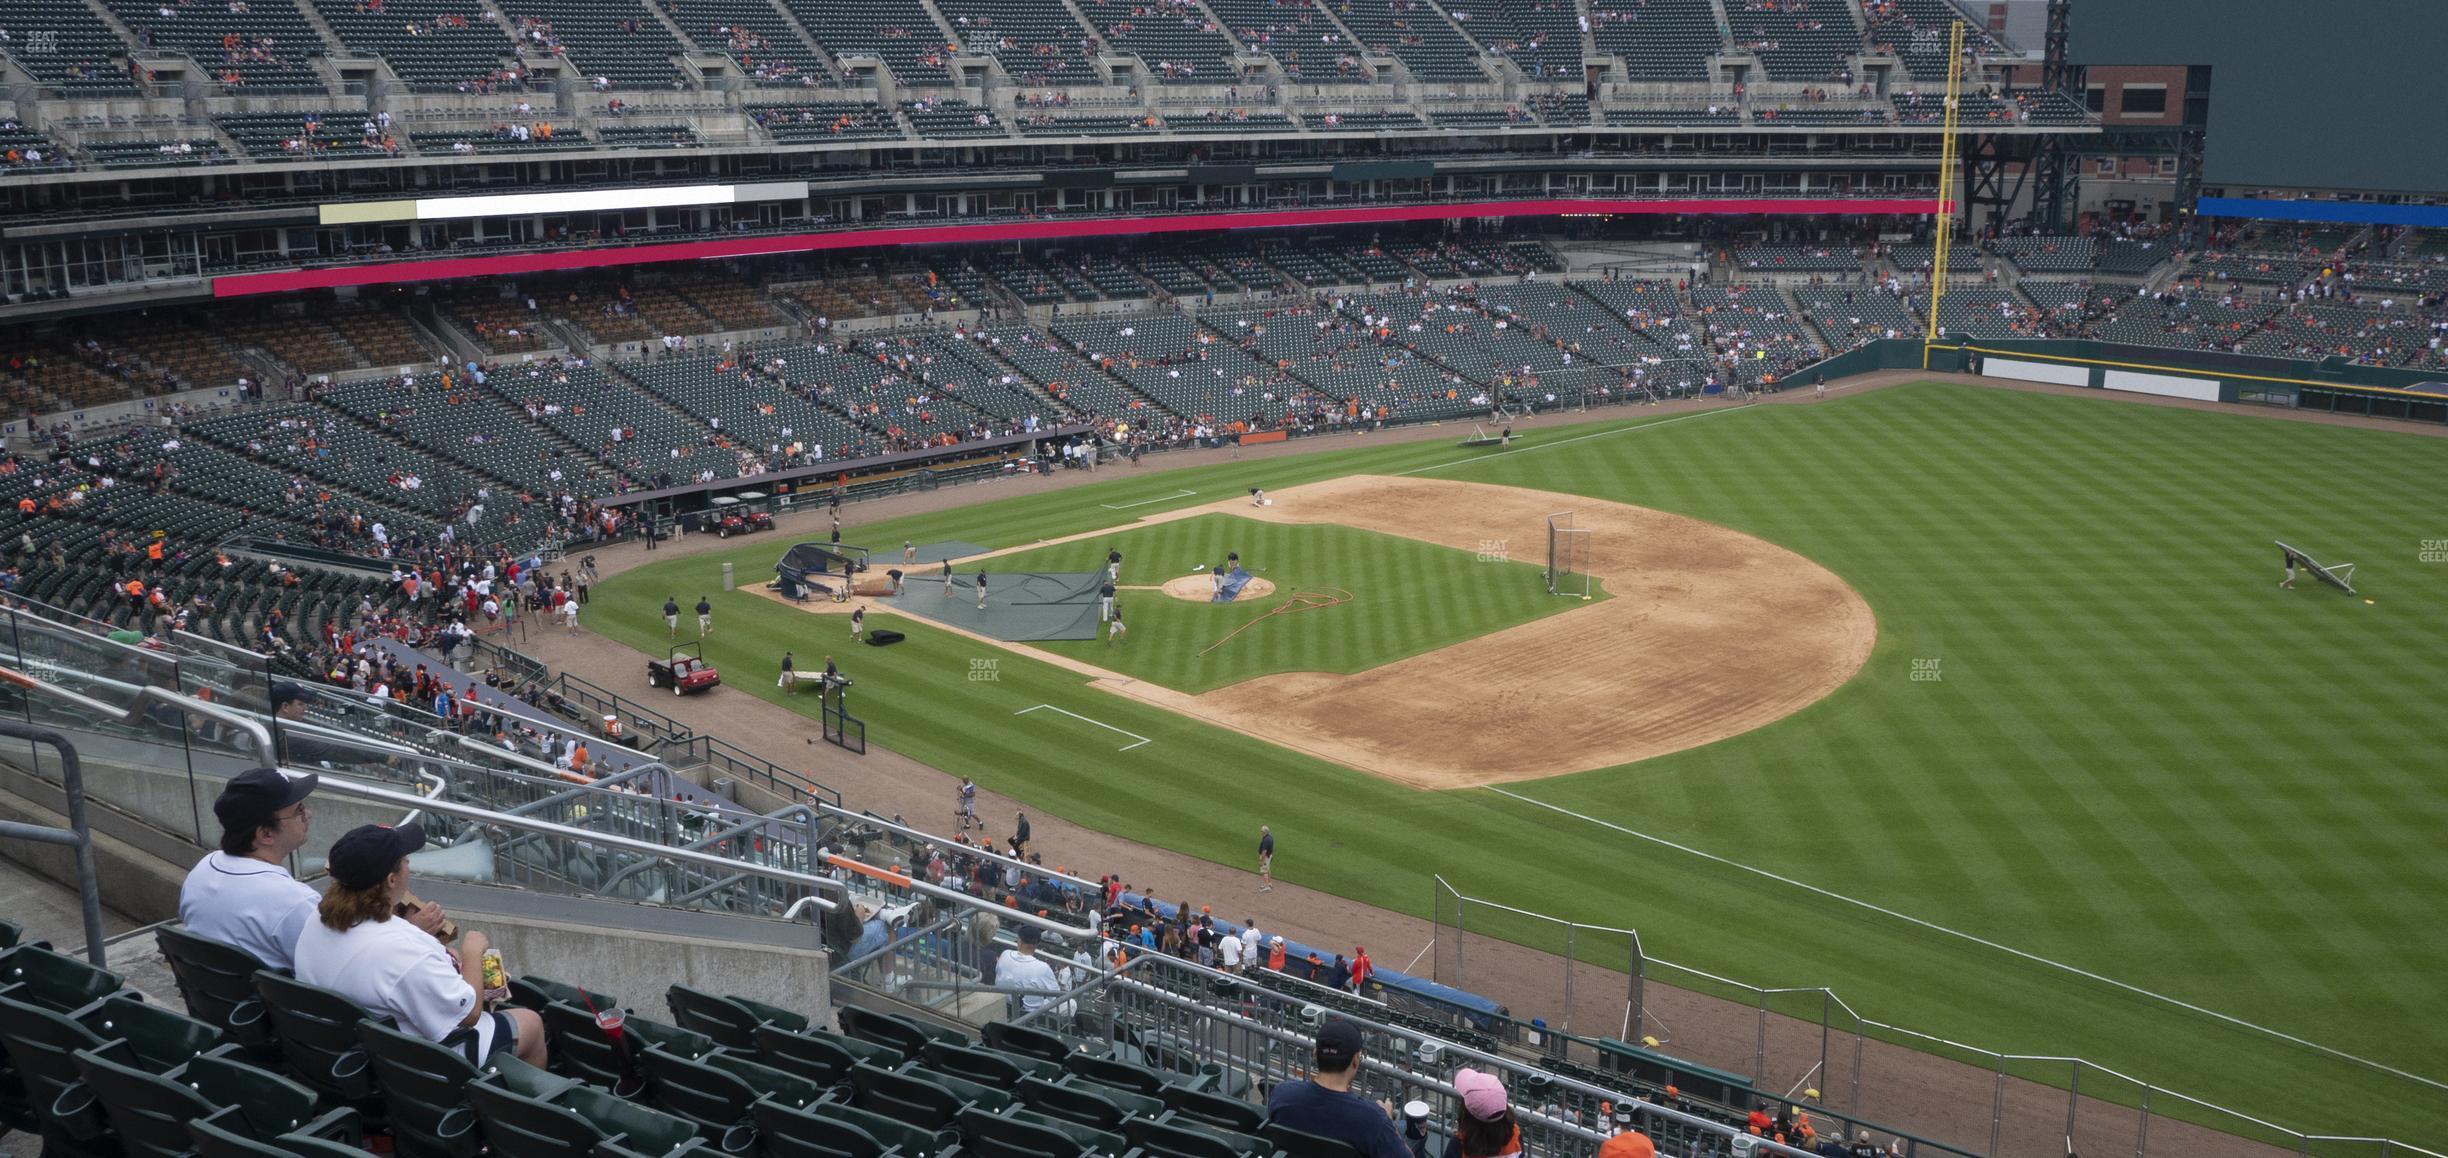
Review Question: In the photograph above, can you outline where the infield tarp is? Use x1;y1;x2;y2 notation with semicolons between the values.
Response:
885;570;1105;641
1214;566;1253;602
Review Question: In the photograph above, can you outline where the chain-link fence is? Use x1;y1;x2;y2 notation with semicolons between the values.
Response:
1428;876;2448;1158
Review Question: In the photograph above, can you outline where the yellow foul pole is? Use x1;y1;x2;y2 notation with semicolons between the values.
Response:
1921;19;1966;368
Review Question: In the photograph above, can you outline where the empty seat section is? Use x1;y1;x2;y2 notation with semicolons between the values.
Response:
1203;0;1363;81
102;0;327;90
748;100;902;141
1330;0;1484;81
1076;0;1238;82
935;0;1096;85
1725;0;1858;81
663;0;833;86
313;0;516;92
903;98;1008;137
0;0;141;92
783;0;953;86
495;0;683;89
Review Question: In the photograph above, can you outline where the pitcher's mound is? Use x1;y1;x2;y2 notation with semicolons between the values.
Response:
1159;574;1277;602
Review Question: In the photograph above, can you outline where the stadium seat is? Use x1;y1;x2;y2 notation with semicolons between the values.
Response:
633;1045;826;1143
749;1098;892;1158
252;971;391;1117
664;983;810;1052
0;994;125;1155
71;1049;354;1158
1260;1120;1368;1158
1128;1114;1271;1158
509;975;617;1012
957;1105;1091;1158
0;942;124;1012
78;991;227;1071
839;1005;964;1055
541;1000;711;1090
1012;1076;1128;1133
157;926;284;1066
1161;1085;1264;1134
355;1021;487;1158
805;1097;956;1157
754;1023;896;1085
926;1040;1054;1087
850;1062;967;1129
979;1021;1073;1066
1061;1051;1174;1096
467;1057;703;1158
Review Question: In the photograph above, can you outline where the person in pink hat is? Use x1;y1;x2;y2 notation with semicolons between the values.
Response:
1451;1069;1522;1158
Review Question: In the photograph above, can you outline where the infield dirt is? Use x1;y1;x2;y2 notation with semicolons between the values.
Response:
760;473;1875;788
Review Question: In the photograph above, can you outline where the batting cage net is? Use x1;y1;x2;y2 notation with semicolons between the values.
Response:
1547;512;1591;598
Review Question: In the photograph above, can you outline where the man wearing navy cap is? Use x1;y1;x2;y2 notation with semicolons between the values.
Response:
994;925;1075;1024
1265;1018;1421;1158
178;767;323;969
267;681;367;768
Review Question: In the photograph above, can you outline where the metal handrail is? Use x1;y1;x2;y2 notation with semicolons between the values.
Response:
0;722;107;968
597;802;816;892
0;664;274;755
303;777;843;914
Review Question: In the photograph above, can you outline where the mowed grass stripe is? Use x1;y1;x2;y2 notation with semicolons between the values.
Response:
594;384;2448;1142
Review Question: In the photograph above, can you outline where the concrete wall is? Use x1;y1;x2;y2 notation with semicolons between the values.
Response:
422;886;834;1029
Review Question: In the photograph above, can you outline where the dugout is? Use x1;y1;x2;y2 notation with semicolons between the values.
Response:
1595;1038;1753;1106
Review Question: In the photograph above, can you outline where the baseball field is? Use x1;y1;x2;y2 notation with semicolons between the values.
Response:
583;381;2448;1147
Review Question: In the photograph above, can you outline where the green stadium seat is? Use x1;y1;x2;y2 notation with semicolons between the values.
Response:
664;983;809;1053
72;1048;353;1158
750;1098;894;1158
980;1022;1076;1066
1129;1114;1271;1158
466;1057;702;1158
511;974;618;1012
998;1106;1125;1156
839;1005;964;1055
850;1062;966;1129
356;1020;486;1158
956;1105;1090;1158
925;1040;1054;1088
1260;1120;1368;1158
252;971;391;1117
0;942;124;1012
0;994;123;1155
809;1096;957;1157
1012;1076;1127;1134
541;1001;709;1090
76;991;226;1071
156;920;279;1067
633;1045;824;1144
1161;1085;1264;1134
754;1023;895;1085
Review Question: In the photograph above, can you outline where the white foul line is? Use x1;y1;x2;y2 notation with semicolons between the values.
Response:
1398;403;1752;477
1014;704;1152;751
1482;785;2448;1096
1101;489;1198;510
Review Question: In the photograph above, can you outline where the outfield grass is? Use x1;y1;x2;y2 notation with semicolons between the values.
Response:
587;386;2448;1146
982;514;1586;693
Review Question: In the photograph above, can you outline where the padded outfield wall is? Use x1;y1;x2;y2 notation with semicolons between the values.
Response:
1802;340;2448;425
